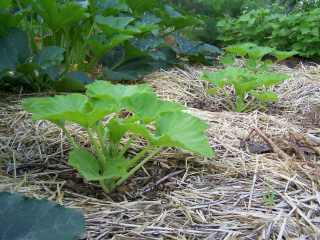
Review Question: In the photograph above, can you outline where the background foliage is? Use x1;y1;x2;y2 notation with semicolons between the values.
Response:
0;0;220;92
217;5;320;58
166;0;320;58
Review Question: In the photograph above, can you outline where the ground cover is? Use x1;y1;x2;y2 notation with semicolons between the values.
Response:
1;61;320;239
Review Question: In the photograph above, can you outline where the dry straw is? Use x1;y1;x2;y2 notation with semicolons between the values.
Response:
0;62;319;239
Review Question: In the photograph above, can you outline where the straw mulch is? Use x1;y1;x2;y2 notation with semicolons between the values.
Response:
0;62;320;239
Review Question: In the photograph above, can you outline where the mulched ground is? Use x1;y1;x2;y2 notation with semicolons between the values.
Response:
1;62;320;239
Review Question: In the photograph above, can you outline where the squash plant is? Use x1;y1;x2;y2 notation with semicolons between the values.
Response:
23;81;214;193
202;43;296;112
1;0;220;92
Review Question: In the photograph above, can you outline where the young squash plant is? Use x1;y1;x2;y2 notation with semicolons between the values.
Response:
202;43;297;112
23;81;214;193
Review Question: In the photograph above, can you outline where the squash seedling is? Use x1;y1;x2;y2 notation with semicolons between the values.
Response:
202;43;297;112
23;81;214;193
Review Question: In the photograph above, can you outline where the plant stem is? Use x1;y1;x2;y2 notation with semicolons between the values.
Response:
61;126;78;148
99;180;111;193
120;137;133;156
87;129;106;166
114;148;162;189
127;146;151;168
223;90;235;111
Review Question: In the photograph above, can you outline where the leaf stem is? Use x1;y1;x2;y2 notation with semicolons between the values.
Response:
87;129;106;166
114;148;162;189
61;126;77;148
120;137;133;156
127;146;151;168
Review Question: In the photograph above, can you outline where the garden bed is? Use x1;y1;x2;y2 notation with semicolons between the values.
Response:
1;62;320;239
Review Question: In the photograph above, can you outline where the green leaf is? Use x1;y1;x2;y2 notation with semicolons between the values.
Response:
23;93;115;127
86;80;153;103
202;67;252;88
0;0;24;36
0;29;31;73
33;0;86;32
173;34;221;62
154;112;214;158
35;46;65;69
95;15;135;35
126;0;158;14
88;97;119;125
123;92;184;123
69;148;106;181
22;94;90;127
251;91;279;103
226;43;273;60
220;54;235;66
0;0;11;9
271;50;299;61
88;34;133;59
103;57;161;81
226;43;257;57
90;0;129;15
107;117;153;144
248;46;274;60
256;72;288;87
54;71;93;92
0;192;85;240
104;156;129;179
162;6;201;30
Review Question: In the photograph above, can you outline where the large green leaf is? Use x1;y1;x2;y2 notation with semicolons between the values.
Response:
54;71;93;92
107;117;153;144
89;0;130;15
0;12;23;36
0;29;31;73
154;112;214;157
100;41;174;81
22;94;90;127
95;15;135;35
250;91;278;103
69;135;129;180
123;92;184;123
202;67;252;87
256;72;288;87
86;80;153;102
23;93;115;127
126;0;158;14
69;148;105;180
35;46;65;69
226;43;274;60
271;50;299;61
0;192;85;240
0;0;11;9
172;34;221;63
88;34;133;59
103;57;162;81
162;5;201;30
33;0;86;32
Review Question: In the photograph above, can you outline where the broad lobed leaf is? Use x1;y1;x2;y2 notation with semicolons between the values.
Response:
0;192;85;240
154;111;214;158
22;94;90;127
23;81;214;159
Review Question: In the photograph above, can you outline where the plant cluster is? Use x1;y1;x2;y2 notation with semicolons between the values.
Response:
23;81;214;193
217;7;320;58
163;0;272;44
0;0;220;92
202;43;296;112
